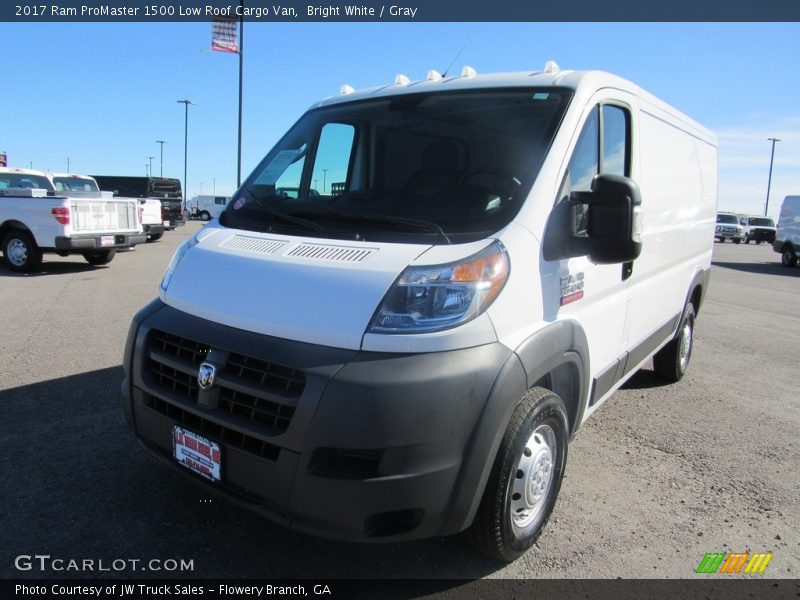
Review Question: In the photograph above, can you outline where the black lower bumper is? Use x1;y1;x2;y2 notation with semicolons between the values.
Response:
144;224;165;236
122;301;523;542
55;233;144;250
748;230;775;243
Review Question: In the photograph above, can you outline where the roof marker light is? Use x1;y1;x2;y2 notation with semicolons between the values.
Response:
427;69;443;81
543;60;560;74
340;84;355;95
394;74;411;86
460;65;477;79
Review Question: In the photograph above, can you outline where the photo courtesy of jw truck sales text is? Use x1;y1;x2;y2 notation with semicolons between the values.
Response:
121;63;716;562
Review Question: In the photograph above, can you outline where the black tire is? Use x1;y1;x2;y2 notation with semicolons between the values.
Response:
148;232;164;242
653;303;696;383
82;249;116;266
781;246;798;268
468;387;569;562
733;238;741;244
2;230;43;273
200;211;211;221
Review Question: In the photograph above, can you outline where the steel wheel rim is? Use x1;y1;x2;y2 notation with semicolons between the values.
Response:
679;320;692;370
7;239;28;267
510;424;556;530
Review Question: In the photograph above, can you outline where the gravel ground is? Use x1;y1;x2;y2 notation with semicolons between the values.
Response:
1;226;797;580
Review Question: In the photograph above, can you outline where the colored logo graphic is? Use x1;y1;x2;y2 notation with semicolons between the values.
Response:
696;552;773;574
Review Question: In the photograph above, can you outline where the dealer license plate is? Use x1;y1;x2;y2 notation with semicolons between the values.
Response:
173;426;221;482
100;235;114;246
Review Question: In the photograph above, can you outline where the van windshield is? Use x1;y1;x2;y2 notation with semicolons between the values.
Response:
748;217;774;227
222;88;572;244
716;214;739;224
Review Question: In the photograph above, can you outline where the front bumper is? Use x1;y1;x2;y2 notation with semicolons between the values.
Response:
122;301;521;542
748;229;776;243
55;233;144;250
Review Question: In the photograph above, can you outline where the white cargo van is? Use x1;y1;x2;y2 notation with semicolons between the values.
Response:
122;65;717;561
189;195;231;221
774;196;800;267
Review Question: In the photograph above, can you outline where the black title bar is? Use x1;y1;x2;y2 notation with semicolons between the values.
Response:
4;0;800;22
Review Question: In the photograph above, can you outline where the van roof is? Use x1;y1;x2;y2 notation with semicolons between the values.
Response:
312;66;715;144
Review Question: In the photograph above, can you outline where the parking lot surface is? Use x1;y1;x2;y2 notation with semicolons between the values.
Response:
1;227;798;579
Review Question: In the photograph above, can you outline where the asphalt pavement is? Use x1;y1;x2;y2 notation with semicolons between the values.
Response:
1;227;798;580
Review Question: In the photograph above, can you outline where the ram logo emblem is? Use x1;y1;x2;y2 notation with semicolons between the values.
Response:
197;362;217;391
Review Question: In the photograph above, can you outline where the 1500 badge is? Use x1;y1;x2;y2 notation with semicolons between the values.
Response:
560;272;584;305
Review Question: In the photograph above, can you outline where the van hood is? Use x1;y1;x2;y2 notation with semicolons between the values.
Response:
162;226;431;350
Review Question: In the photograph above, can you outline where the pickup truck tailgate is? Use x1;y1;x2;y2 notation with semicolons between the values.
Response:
71;198;139;233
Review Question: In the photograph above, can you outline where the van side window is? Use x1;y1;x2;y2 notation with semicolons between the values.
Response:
601;105;630;176
566;104;631;237
310;123;356;196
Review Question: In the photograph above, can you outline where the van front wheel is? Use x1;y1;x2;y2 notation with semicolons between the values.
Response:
468;387;568;562
653;304;695;382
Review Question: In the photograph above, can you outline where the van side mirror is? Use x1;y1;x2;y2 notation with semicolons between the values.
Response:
570;174;642;264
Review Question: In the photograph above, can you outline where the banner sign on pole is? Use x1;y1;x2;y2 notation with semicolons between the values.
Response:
211;17;239;53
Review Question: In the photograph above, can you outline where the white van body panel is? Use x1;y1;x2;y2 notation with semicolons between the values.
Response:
777;196;800;245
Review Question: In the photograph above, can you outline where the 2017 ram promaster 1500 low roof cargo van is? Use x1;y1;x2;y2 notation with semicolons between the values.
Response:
121;64;718;561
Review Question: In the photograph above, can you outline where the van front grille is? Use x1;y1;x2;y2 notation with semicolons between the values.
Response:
145;329;304;435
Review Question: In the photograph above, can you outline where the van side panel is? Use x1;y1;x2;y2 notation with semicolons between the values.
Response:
620;106;717;369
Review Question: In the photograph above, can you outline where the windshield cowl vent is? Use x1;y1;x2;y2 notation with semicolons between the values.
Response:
220;235;288;255
286;243;377;263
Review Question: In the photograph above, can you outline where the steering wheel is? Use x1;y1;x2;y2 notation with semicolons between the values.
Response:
459;169;521;189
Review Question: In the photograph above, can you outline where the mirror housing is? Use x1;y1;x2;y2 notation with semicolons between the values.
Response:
570;174;642;264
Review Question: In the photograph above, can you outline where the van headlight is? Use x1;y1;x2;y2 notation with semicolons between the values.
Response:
160;235;199;291
369;240;509;334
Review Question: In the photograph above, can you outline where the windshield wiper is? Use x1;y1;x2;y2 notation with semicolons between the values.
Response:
290;211;451;244
241;188;328;237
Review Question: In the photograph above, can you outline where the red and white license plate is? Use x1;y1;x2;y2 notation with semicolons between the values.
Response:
173;426;221;482
100;235;114;246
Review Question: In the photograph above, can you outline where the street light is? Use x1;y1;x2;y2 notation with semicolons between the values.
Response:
177;99;195;210
155;140;166;177
147;156;155;178
765;137;780;217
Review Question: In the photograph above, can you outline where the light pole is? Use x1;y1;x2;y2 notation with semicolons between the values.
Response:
322;169;329;194
145;164;149;177
156;140;165;177
147;156;155;178
177;99;195;210
765;137;780;217
66;157;70;172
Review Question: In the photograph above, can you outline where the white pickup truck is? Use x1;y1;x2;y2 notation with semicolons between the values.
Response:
0;167;145;272
50;172;164;242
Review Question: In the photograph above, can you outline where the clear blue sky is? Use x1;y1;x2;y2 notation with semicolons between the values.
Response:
2;22;798;217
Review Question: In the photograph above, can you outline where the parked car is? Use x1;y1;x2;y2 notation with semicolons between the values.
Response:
121;65;718;561
715;212;744;243
773;196;800;267
742;215;776;244
0;167;144;271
